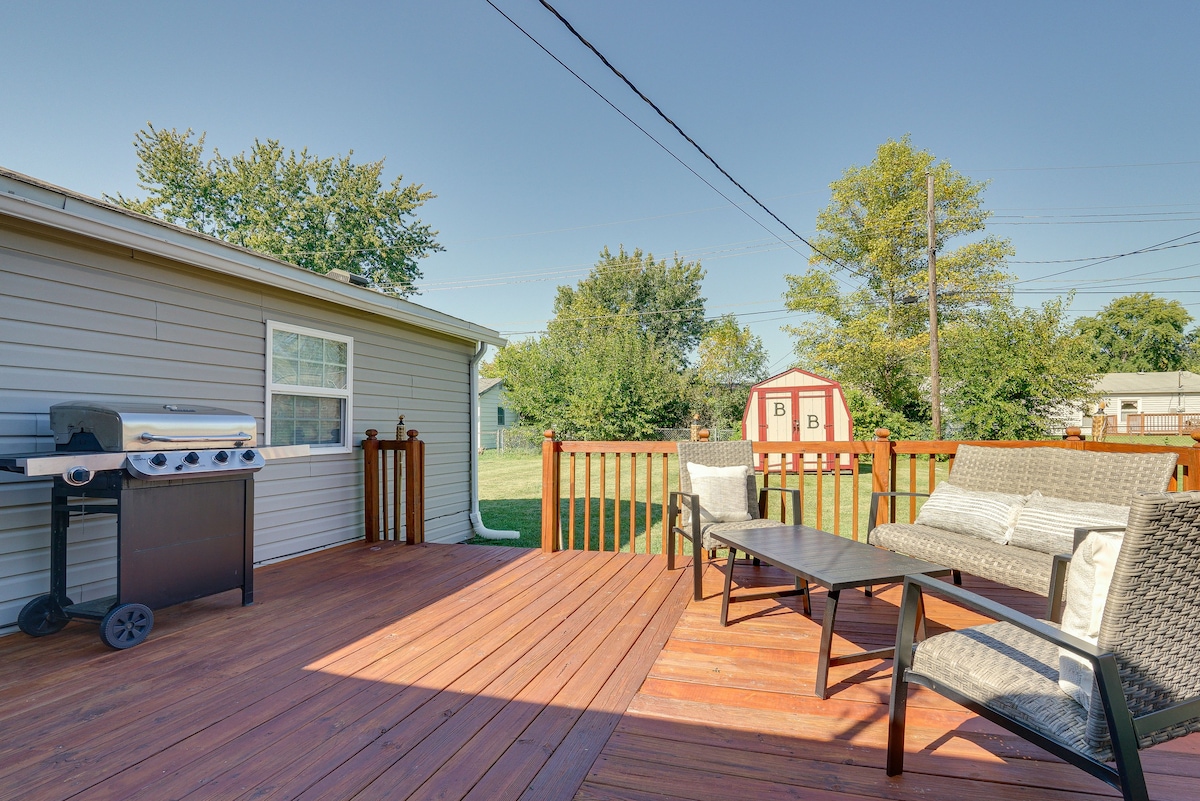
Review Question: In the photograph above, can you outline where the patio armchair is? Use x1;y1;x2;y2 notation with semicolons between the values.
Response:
667;440;801;600
887;491;1200;801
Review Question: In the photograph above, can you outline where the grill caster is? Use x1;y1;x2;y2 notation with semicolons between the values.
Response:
100;603;154;649
17;594;73;637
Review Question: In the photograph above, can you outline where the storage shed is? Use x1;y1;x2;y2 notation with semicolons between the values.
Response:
477;377;518;450
0;168;504;634
743;368;854;472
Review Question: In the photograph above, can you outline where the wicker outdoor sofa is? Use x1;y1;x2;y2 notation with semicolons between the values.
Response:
867;445;1179;618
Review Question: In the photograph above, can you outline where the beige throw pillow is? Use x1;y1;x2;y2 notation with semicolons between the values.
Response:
1010;491;1129;555
912;482;1026;544
686;463;752;524
1059;527;1126;709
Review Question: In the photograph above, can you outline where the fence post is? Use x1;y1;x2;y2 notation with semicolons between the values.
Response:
871;428;892;528
541;430;561;552
404;429;425;544
363;429;380;543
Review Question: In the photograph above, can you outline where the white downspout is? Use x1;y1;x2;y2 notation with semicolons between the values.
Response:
469;342;519;539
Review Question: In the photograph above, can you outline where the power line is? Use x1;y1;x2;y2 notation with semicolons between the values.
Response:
1014;228;1200;285
532;0;849;272
970;159;1200;173
484;0;842;283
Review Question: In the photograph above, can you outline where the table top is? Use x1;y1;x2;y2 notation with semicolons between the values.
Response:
709;525;950;591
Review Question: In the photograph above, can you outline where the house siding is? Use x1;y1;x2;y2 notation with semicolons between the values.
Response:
0;218;476;631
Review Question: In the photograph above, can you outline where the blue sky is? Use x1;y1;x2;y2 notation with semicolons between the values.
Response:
2;1;1198;370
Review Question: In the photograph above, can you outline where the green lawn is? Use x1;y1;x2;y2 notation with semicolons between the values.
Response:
471;449;951;551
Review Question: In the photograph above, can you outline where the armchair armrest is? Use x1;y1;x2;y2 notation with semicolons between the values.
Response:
758;486;800;523
868;491;930;539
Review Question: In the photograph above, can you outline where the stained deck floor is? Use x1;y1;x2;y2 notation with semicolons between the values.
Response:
0;542;1197;800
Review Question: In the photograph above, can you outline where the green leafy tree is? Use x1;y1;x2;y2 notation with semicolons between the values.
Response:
783;136;1013;423
941;298;1097;440
691;315;768;428
494;299;686;440
109;124;441;294
554;246;706;367
1075;293;1197;372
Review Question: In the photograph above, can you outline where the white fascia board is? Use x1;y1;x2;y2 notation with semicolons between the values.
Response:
0;176;505;349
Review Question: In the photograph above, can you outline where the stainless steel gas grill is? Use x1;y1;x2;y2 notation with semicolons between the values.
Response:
0;401;308;649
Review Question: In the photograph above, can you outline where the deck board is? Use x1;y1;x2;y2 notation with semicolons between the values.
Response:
1;543;1197;800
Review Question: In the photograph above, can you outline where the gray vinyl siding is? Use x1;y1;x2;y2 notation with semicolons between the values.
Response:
0;220;476;631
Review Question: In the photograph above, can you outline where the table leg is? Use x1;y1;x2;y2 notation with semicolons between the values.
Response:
720;548;737;627
797;577;811;616
815;588;840;699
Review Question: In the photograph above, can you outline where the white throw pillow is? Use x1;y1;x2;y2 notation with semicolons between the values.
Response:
1010;491;1129;555
1059;527;1126;709
686;463;752;524
912;482;1026;544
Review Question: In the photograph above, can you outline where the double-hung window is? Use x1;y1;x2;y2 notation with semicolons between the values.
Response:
266;321;353;453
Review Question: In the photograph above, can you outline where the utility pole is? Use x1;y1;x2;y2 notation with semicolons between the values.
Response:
927;171;942;440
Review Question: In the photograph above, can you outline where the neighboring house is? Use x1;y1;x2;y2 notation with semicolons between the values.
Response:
477;376;518;450
0;168;504;632
1075;371;1200;433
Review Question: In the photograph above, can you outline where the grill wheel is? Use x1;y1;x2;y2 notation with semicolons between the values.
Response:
17;594;72;637
100;603;154;649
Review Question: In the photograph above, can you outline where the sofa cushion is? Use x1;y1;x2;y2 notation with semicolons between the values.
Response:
1010;492;1129;556
912;482;1027;544
870;522;1055;595
1059;527;1126;709
685;462;753;524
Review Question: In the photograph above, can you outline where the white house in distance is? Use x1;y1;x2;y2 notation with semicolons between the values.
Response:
1076;371;1200;434
0;167;505;633
477;377;518;450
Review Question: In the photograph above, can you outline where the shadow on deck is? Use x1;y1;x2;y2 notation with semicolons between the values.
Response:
0;543;1196;800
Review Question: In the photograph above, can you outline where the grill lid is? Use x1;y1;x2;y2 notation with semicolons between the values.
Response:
51;401;258;452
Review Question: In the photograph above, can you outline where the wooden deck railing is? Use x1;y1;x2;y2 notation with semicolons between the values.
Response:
1103;413;1200;436
362;428;425;544
540;428;1200;554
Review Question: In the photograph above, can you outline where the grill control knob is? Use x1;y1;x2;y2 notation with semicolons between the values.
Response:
64;466;94;486
150;453;168;468
183;452;200;466
240;449;257;462
214;450;229;464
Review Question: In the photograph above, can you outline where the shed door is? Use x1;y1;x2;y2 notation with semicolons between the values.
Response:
757;388;835;472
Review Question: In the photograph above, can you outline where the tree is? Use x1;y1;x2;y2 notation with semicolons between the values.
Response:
109;124;441;294
493;299;686;440
783;136;1013;423
691;315;768;428
553;246;706;367
1074;293;1197;372
940;298;1097;440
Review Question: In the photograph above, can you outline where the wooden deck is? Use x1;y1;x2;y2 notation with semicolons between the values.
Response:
0;543;1197;800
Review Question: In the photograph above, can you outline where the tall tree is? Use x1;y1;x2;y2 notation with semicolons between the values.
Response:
554;246;707;367
941;298;1097;440
109;124;441;294
692;315;768;428
1075;293;1197;372
783;136;1013;422
493;297;686;440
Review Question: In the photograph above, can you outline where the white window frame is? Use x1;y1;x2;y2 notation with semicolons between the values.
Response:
1118;397;1141;421
265;320;354;454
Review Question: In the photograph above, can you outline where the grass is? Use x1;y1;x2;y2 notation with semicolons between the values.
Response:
470;449;952;551
1102;434;1198;447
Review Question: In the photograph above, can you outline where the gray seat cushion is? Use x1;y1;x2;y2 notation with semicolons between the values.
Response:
910;621;1111;761
870;523;1054;595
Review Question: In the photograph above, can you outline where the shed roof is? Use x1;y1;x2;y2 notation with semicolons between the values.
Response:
0;167;505;348
478;377;504;394
1096;371;1200;395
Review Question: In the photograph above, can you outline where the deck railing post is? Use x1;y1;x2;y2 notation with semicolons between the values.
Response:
404;429;425;545
363;429;380;543
1187;432;1200;491
872;428;892;529
541;430;561;552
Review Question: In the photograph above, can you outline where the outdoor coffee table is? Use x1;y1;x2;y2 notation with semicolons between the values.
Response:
709;525;951;699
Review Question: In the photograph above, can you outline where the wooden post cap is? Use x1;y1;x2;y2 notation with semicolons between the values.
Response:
874;428;891;440
1191;430;1200;446
365;429;378;439
406;429;419;440
698;429;710;441
1065;426;1083;441
543;430;556;440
